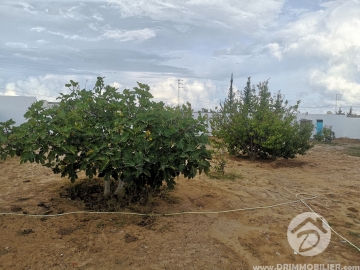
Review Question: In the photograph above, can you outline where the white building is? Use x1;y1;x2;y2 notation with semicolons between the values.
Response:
41;100;60;108
0;96;37;125
193;112;360;139
0;96;60;126
297;113;360;139
2;97;359;139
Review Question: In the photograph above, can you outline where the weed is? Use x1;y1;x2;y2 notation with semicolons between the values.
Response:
346;146;360;157
157;223;174;233
210;138;228;175
16;229;34;235
159;189;180;204
0;248;10;256
57;227;74;236
208;171;243;181
138;216;156;229
345;222;354;228
313;125;335;143
113;217;127;228
348;231;360;238
96;221;105;228
124;233;138;243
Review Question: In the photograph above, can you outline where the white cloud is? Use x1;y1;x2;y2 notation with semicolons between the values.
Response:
59;5;90;21
0;83;18;96
3;0;360;115
13;53;50;61
102;28;156;42
108;0;285;31
254;0;360;109
30;27;46;32
266;43;282;60
2;75;89;101
110;82;122;89
149;77;219;110
19;2;37;15
48;31;98;41
92;13;104;21
47;28;156;42
88;23;99;31
310;70;360;104
174;24;190;33
36;39;49;44
5;42;28;49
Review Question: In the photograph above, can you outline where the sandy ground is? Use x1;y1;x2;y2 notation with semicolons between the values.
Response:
0;139;359;269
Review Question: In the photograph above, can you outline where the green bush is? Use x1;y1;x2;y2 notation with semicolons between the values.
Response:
313;125;335;143
210;77;314;161
0;77;212;196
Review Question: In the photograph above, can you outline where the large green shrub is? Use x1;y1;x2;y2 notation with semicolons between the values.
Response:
210;77;314;161
0;77;211;196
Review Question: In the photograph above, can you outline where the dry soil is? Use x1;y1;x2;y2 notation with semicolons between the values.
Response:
0;139;360;269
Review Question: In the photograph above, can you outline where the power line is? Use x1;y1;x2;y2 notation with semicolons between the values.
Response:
177;79;183;106
335;94;341;114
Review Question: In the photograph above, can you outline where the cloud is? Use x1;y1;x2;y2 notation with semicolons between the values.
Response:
174;25;190;33
3;0;360;115
1;75;89;101
47;31;98;41
92;13;104;21
269;0;360;105
102;28;156;42
88;23;99;31
108;0;285;31
0;83;18;96
59;4;91;21
310;70;360;105
30;27;46;32
47;28;156;42
13;53;50;61
110;82;122;89
36;39;49;44
19;2;37;15
266;43;282;60
149;77;219;110
5;42;28;49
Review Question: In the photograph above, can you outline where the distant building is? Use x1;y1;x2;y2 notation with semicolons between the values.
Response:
0;96;37;125
193;112;360;139
41;100;60;108
297;113;360;139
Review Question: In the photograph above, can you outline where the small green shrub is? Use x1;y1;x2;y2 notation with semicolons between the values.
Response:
314;125;335;143
210;138;227;175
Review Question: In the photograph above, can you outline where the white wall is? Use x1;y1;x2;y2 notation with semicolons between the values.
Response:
297;113;360;139
0;96;37;125
193;112;360;139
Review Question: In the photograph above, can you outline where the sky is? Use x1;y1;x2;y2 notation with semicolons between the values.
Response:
1;0;360;114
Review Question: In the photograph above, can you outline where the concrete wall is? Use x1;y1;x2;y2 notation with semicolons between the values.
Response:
0;96;37;126
41;100;60;108
297;113;360;139
193;112;360;139
2;98;359;139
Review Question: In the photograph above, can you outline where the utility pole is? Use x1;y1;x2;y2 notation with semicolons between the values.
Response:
177;79;183;106
335;94;341;114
